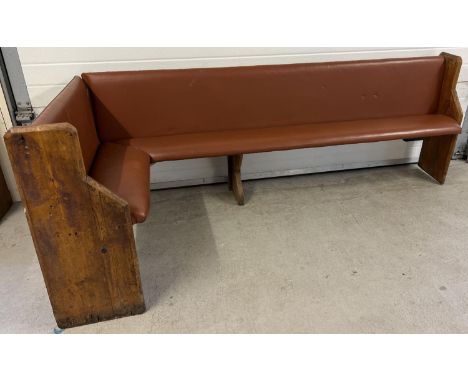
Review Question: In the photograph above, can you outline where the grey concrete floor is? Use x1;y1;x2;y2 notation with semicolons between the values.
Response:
1;162;468;333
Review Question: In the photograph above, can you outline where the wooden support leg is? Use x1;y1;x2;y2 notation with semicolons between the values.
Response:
4;123;146;329
227;154;244;205
418;134;458;184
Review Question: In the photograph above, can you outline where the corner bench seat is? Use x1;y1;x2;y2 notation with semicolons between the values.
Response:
90;143;150;224
117;114;461;162
5;53;465;329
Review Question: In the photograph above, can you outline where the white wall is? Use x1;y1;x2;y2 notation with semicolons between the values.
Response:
17;47;468;189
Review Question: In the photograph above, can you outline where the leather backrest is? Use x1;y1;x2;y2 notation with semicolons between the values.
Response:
33;76;100;172
82;56;445;142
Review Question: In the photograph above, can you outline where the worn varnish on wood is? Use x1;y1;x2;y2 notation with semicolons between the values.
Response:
418;52;463;184
4;123;145;328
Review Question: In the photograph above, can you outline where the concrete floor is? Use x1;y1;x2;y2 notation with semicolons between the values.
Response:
1;161;468;333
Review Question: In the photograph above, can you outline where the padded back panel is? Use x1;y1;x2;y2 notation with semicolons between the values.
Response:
82;56;445;142
34;77;100;171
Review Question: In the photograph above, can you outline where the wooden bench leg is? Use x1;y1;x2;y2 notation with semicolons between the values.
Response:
418;134;458;184
227;154;244;205
4;123;146;329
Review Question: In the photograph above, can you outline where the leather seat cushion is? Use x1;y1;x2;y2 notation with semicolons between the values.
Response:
117;114;461;162
90;143;150;224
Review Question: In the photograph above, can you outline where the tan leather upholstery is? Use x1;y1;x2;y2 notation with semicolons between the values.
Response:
90;143;150;224
118;115;460;162
33;56;462;224
82;57;445;142
34;76;100;172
